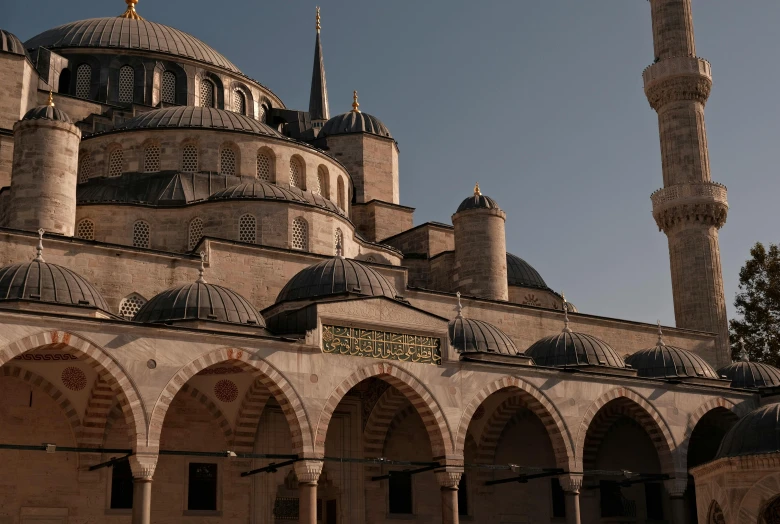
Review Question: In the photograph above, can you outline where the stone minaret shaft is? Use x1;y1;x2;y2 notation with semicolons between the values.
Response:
644;0;730;367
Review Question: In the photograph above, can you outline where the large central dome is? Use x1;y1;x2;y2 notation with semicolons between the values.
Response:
24;17;241;74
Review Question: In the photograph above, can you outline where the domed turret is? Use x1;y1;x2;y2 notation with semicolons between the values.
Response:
625;322;719;379
716;403;780;459
449;294;519;355
452;184;508;301
321;92;391;138
717;346;780;389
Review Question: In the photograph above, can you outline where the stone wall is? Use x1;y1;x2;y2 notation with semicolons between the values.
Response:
350;200;414;243
383;222;455;258
324;133;399;205
452;207;509;302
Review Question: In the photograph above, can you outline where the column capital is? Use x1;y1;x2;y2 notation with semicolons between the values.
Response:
129;452;158;480
294;459;323;484
559;473;584;493
664;477;688;498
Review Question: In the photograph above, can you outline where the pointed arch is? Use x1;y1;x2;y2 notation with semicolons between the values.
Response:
0;331;147;451
80;376;114;449
178;383;233;442
680;397;748;469
363;388;410;472
575;387;677;474
456;376;574;470
315;362;453;458
232;379;273;453
148;348;313;455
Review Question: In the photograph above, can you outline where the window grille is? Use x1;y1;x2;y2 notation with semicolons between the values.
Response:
144;145;160;172
200;79;214;108
257;151;272;181
76;64;91;99
317;166;329;197
78;152;93;183
118;294;147;319
108;149;123;177
233;90;246;115
239;214;256;244
334;228;343;254
220;148;236;176
337;176;346;210
76;219;95;240
182;145;198;172
258;105;266;122
133;221;150;248
189;218;204;250
118;65;134;103
292;218;308;251
162;71;176;104
289;157;303;188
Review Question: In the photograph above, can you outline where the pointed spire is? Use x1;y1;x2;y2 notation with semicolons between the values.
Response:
47;91;55;107
309;7;330;123
119;0;144;20
474;183;481;196
739;337;749;362
196;252;207;284
456;291;463;319
335;237;344;259
352;90;360;113
562;292;572;333
657;320;665;346
34;229;45;262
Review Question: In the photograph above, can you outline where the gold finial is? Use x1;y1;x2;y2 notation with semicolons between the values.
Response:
47;91;55;107
119;0;144;20
562;292;572;333
352;90;360;113
474;183;481;196
196;252;207;284
35;229;45;262
456;291;463;319
316;6;321;33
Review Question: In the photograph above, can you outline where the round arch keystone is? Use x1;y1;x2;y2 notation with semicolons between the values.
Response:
456;376;574;471
148;347;313;455
0;331;147;450
575;387;678;474
315;362;453;458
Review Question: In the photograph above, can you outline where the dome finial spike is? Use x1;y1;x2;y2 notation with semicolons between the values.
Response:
316;6;321;33
196;251;207;284
456;291;463;319
47;91;55;107
335;237;344;259
562;292;572;333
657;320;665;346
119;0;144;20
474;182;481;196
34;229;45;262
739;337;749;362
352;90;360;113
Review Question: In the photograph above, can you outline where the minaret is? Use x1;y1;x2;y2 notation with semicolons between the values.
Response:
643;0;730;367
309;6;330;131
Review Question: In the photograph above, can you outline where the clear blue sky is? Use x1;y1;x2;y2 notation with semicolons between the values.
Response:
8;1;779;326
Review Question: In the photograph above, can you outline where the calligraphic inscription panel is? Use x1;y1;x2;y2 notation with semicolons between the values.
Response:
322;325;441;365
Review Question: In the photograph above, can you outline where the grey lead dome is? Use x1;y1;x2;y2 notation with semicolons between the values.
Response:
506;253;548;290
526;331;627;369
22;105;73;123
108;106;282;137
716;403;780;459
449;317;519;355
0;29;25;55
625;344;718;379
717;360;780;389
321;112;392;138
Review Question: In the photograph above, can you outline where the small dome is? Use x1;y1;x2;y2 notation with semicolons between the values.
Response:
134;282;265;327
449;317;519;355
108;106;282;137
22;104;73;124
716;403;780;459
456;185;502;213
321;111;392;138
276;257;398;304
209;181;345;216
506;253;548;289
526;330;627;368
717;360;780;389
625;339;718;379
0;29;25;55
0;260;109;311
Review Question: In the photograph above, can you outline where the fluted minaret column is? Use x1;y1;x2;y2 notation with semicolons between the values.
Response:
644;0;730;367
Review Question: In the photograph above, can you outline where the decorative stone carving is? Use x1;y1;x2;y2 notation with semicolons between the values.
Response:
322;325;442;365
294;459;323;484
61;366;87;391
214;379;238;403
643;57;713;110
559;473;584;493
435;468;464;490
129;453;158;480
664;477;688;498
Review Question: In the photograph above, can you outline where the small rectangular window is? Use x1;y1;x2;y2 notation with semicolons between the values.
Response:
110;459;134;509
645;482;664;520
551;478;566;518
188;463;218;511
458;474;469;516
600;480;623;518
388;471;413;515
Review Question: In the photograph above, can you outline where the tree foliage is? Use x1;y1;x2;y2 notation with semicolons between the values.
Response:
729;242;780;366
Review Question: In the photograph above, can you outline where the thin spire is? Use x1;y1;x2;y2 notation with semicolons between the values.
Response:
456;291;463;319
196;252;207;284
739;337;749;362
47;91;55;107
308;7;330;122
34;229;45;262
657;320;665;346
474;183;481;196
335;237;344;258
352;90;360;113
562;292;572;333
119;0;144;20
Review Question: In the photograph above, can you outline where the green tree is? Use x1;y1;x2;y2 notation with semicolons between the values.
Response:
729;242;780;366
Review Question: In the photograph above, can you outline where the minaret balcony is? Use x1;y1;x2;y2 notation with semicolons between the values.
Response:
643;56;711;88
643;56;712;110
651;182;729;232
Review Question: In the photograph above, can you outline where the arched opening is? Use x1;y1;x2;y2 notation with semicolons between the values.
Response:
220;145;238;176
316;165;329;197
257;148;275;181
118;65;134;103
78;151;93;183
58;68;71;94
108;147;124;177
233;89;246;115
118;293;147;319
75;63;91;99
765;497;780;524
289;156;305;189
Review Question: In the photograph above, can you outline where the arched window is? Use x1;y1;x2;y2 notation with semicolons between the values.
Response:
75;64;91;99
58;68;71;94
289;156;304;189
334;228;343;254
182;144;198;172
188;218;204;250
316;166;329;197
292;217;308;251
118;65;134;103
258;104;269;123
238;214;256;244
200;79;215;108
118;293;147;319
75;219;95;240
108;148;123;177
220;147;236;176
337;176;346;210
161;71;176;104
144;144;160;172
233;89;246;115
133;220;150;248
257;149;274;181
78;152;93;184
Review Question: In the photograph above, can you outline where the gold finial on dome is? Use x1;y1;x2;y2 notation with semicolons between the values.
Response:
196;252;207;284
316;6;321;33
119;0;144;20
35;229;45;262
474;183;481;196
351;90;360;113
562;292;572;333
47;91;55;107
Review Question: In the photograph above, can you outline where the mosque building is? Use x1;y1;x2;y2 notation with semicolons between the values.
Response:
0;1;777;523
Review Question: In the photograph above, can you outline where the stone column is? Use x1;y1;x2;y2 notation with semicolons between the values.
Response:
295;459;323;524
665;478;688;524
436;464;464;524
560;474;583;524
129;453;157;524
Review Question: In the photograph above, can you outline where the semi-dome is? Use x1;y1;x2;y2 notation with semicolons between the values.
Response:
210;181;345;215
449;315;519;355
22;94;72;123
716;403;780;459
276;257;398;304
717;359;780;389
24;16;241;74
456;184;502;213
625;327;718;379
1;29;25;55
321;111;392;138
107;106;282;137
506;253;548;290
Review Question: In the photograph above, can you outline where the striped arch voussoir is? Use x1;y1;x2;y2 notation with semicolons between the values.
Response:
456;376;574;471
363;388;412;477
147;348;312;455
179;384;233;443
0;331;146;452
316;362;453;458
680;397;746;469
232;379;272;453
